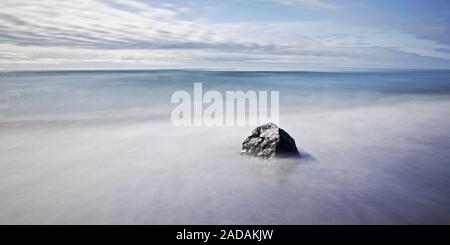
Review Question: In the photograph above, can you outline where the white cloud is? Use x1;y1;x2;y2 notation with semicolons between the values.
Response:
275;0;341;10
0;0;449;70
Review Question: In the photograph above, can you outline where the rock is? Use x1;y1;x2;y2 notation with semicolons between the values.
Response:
241;123;300;159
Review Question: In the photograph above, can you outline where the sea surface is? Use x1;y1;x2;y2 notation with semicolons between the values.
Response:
1;70;450;224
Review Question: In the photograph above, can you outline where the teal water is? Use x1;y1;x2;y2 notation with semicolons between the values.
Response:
1;70;450;224
2;70;450;119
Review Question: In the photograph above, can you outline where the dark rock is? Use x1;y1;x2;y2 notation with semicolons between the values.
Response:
241;123;300;159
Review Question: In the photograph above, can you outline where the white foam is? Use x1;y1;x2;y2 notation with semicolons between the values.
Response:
1;95;450;224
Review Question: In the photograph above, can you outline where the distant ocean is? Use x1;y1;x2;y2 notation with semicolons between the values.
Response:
1;70;450;224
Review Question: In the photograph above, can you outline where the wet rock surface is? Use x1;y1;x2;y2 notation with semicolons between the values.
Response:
241;123;300;159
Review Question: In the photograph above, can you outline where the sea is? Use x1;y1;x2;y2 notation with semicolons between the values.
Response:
1;69;450;224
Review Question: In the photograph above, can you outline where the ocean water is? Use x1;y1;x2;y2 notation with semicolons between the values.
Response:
1;70;450;224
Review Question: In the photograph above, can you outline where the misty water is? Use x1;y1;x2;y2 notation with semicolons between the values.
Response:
1;70;450;224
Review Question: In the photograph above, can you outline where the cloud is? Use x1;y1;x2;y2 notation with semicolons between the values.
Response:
435;48;450;54
0;0;449;70
0;0;280;51
274;0;341;10
0;0;211;49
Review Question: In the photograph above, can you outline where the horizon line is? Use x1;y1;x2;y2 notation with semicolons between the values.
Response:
2;67;450;73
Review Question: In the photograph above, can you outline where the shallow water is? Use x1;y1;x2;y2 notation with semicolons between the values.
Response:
1;70;450;224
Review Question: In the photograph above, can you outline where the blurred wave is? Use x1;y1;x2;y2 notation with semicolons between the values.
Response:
0;70;450;224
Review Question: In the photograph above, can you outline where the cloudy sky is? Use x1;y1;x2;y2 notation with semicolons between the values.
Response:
1;0;450;70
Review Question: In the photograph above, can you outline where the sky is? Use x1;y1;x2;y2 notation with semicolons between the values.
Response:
1;0;450;70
